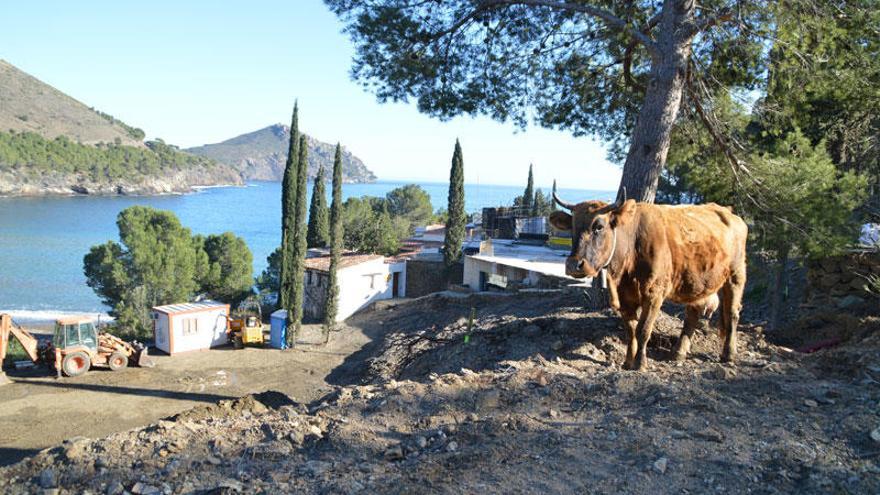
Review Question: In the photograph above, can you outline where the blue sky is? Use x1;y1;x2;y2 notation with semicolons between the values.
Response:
0;0;620;190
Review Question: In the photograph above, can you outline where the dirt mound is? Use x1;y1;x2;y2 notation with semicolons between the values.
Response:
1;293;878;494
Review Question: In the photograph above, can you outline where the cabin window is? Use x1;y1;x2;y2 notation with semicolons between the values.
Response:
181;317;199;336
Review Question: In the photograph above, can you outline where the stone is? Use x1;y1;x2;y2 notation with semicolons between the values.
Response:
205;455;222;466
548;409;560;419
416;436;428;449
308;425;324;439
131;482;161;495
551;340;564;352
446;441;458;452
384;445;404;461
871;427;880;444
300;460;331;477
803;399;819;408
105;481;125;495
38;469;56;489
653;457;668;474
476;390;501;411
523;325;541;336
836;295;865;309
288;430;305;445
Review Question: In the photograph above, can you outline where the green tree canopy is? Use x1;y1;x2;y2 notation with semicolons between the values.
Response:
443;139;466;266
385;184;434;229
198;232;254;305
307;165;330;248
84;206;253;336
326;0;778;202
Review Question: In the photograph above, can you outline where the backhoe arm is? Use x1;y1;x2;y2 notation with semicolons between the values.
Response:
0;314;40;363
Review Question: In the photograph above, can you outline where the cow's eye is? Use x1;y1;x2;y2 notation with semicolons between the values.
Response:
592;222;604;232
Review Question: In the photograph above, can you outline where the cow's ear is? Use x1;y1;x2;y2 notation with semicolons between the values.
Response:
549;211;572;231
611;199;636;228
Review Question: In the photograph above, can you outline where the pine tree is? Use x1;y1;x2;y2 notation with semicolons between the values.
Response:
323;144;344;343
288;134;309;347
306;165;330;248
443;139;465;266
279;102;299;311
522;163;534;213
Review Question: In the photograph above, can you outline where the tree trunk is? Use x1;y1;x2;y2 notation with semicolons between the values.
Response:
618;1;694;204
770;247;789;331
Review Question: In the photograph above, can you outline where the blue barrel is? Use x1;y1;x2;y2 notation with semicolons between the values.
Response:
270;309;288;349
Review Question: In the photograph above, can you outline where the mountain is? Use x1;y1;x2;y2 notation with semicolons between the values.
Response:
186;124;377;183
0;59;242;196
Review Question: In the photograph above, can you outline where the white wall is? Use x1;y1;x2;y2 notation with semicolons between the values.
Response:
336;258;392;322
170;309;228;353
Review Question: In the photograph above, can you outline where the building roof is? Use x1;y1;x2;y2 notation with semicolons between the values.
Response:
152;300;228;315
56;316;96;325
468;239;577;280
304;253;383;273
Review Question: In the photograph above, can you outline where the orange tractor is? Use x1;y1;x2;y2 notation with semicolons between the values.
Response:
0;313;154;381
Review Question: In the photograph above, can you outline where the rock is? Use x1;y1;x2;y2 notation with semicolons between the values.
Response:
653;457;668;474
416;436;428;449
288;430;305;445
548;409;560;419
446;441;458;452
384;445;404;461
476;390;501;411
300;460;331;477
551;340;564;352
523;324;541;336
871;427;880;444
803;399;819;408
308;425;324;439
105;481;125;495
63;437;91;461
205;455;222;466
131;482;161;495
217;479;245;492
38;469;56;489
836;295;864;309
467;413;480;422
94;456;109;468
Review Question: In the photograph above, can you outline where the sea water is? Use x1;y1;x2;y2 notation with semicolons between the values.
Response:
0;181;610;320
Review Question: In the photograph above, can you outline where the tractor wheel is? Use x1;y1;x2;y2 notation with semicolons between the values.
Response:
62;352;91;377
108;352;128;371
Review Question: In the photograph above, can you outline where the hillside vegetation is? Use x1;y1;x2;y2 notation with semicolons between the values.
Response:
186;124;376;183
0;59;242;195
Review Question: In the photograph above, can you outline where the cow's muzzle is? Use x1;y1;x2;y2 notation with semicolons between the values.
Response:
565;256;593;278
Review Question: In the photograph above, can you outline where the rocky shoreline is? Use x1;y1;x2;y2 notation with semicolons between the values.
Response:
0;167;245;197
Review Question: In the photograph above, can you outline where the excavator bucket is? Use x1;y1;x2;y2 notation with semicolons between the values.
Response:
131;342;156;368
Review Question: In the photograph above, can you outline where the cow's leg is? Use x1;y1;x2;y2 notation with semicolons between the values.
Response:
634;294;664;371
673;304;701;362
620;309;638;370
720;268;746;363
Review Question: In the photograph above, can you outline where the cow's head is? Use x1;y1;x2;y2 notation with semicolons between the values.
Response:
548;184;634;278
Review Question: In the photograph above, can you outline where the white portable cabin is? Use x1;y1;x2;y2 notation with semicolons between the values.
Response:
151;301;230;355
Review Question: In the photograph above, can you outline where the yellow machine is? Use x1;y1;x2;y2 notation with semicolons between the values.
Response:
226;298;266;348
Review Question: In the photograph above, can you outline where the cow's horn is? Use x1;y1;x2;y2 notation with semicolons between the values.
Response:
552;180;576;210
612;187;626;209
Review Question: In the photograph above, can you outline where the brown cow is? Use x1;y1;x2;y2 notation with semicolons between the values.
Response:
549;189;747;371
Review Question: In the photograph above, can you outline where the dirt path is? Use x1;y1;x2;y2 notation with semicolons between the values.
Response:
0;323;373;466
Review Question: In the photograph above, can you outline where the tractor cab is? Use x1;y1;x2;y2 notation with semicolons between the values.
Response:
54;317;98;352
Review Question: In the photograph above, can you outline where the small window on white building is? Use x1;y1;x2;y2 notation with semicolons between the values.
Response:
181;317;199;336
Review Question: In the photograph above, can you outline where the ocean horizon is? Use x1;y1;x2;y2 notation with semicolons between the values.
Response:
0;180;613;322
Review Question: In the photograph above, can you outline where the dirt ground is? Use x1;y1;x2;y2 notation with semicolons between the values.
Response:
1;292;879;494
0;323;371;467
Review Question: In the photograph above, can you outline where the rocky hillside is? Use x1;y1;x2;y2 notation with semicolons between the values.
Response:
0;59;242;196
186;124;377;183
2;292;878;494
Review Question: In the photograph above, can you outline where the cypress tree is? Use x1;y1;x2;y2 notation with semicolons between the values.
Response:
323;144;344;343
288;134;309;347
279;102;300;311
306;165;330;248
443;139;465;266
522;163;534;213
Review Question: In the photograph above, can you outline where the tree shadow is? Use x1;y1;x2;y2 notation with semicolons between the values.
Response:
12;379;237;403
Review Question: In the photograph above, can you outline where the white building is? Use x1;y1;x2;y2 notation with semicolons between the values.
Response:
303;253;406;322
463;239;581;291
151;301;229;355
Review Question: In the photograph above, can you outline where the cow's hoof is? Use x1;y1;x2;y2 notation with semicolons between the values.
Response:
673;352;688;362
721;354;737;364
622;360;635;370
